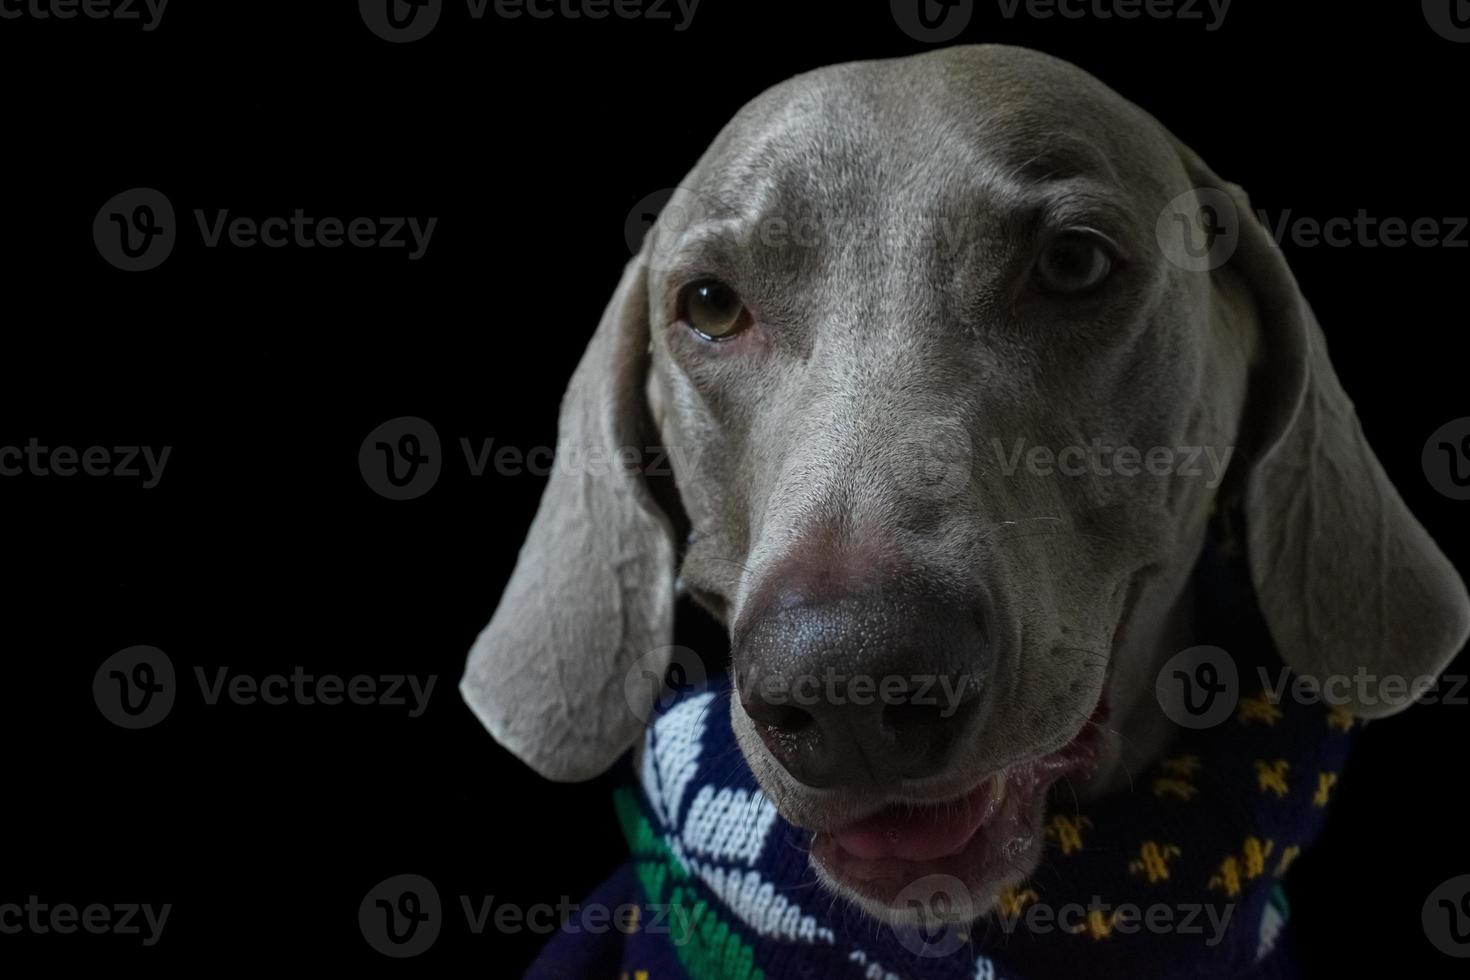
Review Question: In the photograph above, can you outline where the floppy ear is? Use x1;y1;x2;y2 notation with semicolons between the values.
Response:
1169;142;1470;718
460;252;678;780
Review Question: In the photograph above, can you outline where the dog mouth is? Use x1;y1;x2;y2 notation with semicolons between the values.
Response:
808;698;1108;910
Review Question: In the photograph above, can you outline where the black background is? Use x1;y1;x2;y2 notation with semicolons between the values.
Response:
2;1;1467;976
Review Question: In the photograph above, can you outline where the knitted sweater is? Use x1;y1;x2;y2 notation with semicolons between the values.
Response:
527;540;1355;980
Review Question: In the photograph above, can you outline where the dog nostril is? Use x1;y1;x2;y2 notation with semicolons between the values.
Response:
764;704;814;737
881;700;936;736
739;685;815;736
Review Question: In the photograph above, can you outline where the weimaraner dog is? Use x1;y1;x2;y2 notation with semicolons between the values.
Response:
461;45;1470;923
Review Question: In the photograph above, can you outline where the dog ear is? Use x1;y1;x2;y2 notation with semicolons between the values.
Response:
1167;140;1470;718
460;252;678;780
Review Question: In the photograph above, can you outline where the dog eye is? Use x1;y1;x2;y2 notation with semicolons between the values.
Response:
680;279;751;341
1036;232;1114;295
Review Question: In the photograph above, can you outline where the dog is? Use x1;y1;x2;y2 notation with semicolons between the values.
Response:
460;44;1470;930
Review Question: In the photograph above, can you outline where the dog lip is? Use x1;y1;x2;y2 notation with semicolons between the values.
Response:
823;772;1007;863
809;692;1110;887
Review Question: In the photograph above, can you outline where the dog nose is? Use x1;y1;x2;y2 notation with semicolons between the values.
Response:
734;592;989;788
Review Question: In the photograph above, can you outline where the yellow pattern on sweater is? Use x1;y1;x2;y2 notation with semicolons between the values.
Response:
1255;759;1290;798
1129;841;1182;883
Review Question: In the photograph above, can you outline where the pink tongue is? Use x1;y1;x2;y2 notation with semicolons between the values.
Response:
832;780;994;862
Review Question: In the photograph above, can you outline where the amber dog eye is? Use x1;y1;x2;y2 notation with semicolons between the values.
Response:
1036;231;1115;295
680;279;752;341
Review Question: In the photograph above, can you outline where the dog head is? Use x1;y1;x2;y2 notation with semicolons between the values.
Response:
461;45;1469;922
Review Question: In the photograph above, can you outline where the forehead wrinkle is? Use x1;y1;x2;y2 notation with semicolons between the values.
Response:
658;220;746;283
1003;136;1120;186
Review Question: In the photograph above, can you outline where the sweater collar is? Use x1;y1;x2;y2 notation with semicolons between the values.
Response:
624;534;1355;979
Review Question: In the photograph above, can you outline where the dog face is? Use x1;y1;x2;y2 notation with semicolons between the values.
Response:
462;46;1469;923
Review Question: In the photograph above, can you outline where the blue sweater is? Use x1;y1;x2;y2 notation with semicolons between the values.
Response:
528;542;1354;979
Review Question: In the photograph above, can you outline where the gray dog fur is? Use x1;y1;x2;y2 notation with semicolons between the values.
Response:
460;45;1470;920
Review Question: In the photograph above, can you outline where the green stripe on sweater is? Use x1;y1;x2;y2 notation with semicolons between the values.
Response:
614;787;765;980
